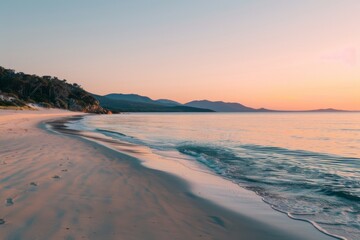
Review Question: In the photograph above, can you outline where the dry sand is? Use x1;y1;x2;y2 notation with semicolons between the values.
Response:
0;109;334;240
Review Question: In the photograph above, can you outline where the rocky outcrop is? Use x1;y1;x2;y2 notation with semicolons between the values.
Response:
68;98;111;114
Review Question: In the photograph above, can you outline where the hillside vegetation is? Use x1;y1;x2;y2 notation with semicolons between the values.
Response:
0;66;110;113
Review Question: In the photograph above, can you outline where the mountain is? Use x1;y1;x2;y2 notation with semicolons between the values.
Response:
304;108;348;113
93;94;213;112
0;66;110;113
96;95;281;113
185;100;273;112
105;93;154;104
104;93;181;106
155;99;181;106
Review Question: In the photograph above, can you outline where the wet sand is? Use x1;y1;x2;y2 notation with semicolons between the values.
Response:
0;109;335;240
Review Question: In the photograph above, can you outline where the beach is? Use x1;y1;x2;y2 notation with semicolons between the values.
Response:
0;109;336;240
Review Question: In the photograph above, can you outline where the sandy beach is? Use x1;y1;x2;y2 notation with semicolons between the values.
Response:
0;109;336;240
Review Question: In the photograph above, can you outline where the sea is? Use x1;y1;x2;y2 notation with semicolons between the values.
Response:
66;113;360;240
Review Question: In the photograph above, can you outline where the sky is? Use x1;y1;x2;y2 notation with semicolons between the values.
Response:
0;0;359;110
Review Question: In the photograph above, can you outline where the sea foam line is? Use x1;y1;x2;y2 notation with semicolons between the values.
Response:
261;198;347;240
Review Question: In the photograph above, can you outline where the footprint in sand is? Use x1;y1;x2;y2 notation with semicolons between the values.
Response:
30;182;38;186
208;215;226;228
52;175;61;179
61;169;68;172
6;198;14;206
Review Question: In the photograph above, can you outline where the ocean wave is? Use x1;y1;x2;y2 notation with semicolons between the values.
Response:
241;144;360;164
96;128;128;137
176;143;360;240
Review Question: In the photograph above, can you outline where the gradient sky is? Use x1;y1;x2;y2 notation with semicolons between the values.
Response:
1;0;359;110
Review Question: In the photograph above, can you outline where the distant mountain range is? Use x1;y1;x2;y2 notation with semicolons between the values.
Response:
93;93;273;112
301;108;348;113
185;100;349;113
185;100;272;112
92;94;212;112
104;93;181;106
93;93;351;113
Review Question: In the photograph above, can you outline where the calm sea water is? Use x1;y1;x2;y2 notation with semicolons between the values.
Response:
70;113;360;240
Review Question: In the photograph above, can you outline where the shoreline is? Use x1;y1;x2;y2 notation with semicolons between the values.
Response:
49;114;337;240
0;109;335;239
